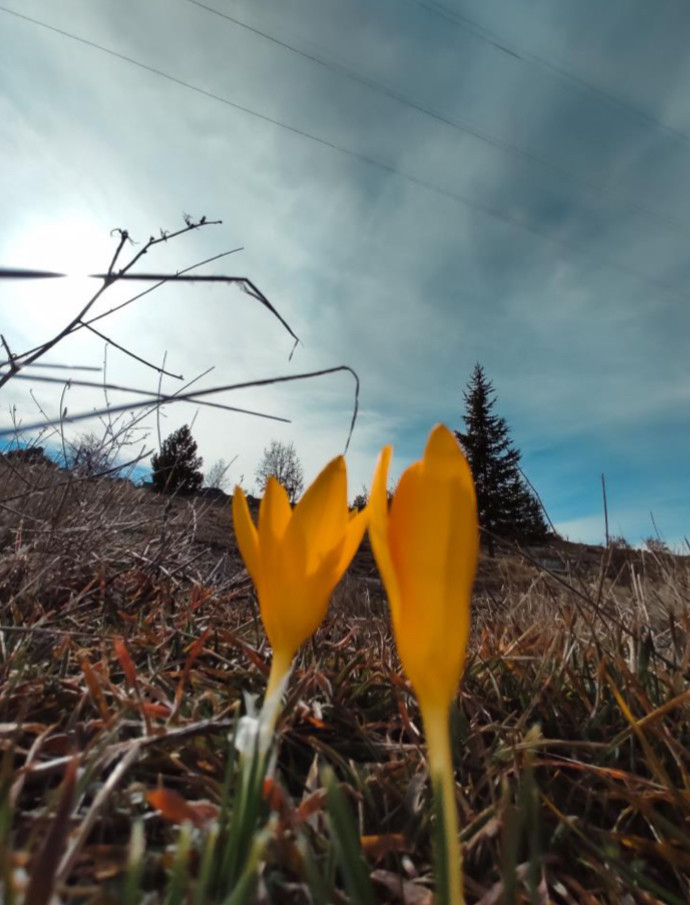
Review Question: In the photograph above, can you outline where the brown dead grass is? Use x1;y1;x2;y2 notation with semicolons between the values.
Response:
0;461;689;903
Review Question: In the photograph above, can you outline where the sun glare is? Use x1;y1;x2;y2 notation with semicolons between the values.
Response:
3;217;116;336
9;217;113;278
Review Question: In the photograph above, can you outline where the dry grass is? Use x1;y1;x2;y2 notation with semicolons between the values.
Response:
1;460;689;903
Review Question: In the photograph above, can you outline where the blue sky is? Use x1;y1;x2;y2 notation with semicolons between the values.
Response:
0;0;688;547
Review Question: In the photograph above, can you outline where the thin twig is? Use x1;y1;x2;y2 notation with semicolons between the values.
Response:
81;322;184;379
0;268;67;279
2;372;290;426
2;247;243;367
0;217;221;386
2;362;101;371
1;365;360;448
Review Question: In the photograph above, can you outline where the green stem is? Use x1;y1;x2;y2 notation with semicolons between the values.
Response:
423;704;464;905
262;647;293;735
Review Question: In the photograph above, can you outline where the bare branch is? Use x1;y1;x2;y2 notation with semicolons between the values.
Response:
84;248;243;327
118;216;222;273
1;365;359;449
0;334;18;376
0;216;223;387
13;272;302;346
0;268;67;279
5;362;102;371
81;323;183;379
2;247;244;367
106;227;132;274
3;372;291;426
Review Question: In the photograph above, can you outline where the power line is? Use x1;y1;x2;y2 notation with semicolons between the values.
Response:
411;0;690;150
183;0;690;241
2;4;690;307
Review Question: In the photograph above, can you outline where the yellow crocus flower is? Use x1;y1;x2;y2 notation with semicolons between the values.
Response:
233;456;368;704
368;424;478;905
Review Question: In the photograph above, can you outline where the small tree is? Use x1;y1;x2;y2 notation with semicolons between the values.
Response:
457;363;548;555
205;458;232;492
255;440;304;504
351;484;368;511
151;424;204;494
644;537;670;555
609;535;631;550
64;432;113;476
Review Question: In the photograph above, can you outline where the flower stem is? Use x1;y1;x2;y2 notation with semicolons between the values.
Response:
423;704;464;905
262;648;293;734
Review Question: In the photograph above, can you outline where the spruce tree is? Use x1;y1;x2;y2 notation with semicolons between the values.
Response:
456;363;548;554
151;424;204;494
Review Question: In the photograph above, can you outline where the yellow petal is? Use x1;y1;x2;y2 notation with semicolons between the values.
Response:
423;423;475;498
257;477;298;647
259;476;292;546
232;486;260;584
387;458;425;628
291;542;343;645
261;540;342;661
287;456;347;572
367;445;401;617
389;425;478;709
336;506;368;576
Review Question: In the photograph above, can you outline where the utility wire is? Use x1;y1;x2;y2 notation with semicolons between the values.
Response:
411;0;690;150
2;4;690;307
184;0;690;240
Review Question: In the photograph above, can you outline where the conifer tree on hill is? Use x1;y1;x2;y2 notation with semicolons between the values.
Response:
456;363;548;555
151;424;204;494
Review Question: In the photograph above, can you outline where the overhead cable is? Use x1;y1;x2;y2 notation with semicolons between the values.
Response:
1;4;688;307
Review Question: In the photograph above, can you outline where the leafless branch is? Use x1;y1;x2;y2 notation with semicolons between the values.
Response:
81;323;183;380
0;248;244;367
0;268;67;279
1;365;360;450
6;362;101;371
0;216;227;385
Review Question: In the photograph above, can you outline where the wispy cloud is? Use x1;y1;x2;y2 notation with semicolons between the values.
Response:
1;0;687;539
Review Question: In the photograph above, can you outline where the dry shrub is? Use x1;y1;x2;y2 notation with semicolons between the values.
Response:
0;458;241;621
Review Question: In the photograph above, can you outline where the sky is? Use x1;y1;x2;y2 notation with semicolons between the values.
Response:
0;0;688;548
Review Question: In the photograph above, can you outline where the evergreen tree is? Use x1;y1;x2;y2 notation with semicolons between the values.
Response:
151;424;204;494
456;363;548;554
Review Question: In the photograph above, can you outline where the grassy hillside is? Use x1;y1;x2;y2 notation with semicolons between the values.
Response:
1;460;688;903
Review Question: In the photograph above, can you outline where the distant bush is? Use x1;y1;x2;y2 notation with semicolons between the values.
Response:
205;458;232;492
644;536;671;555
255;440;304;504
2;445;55;468
64;432;114;477
351;485;368;511
608;535;631;550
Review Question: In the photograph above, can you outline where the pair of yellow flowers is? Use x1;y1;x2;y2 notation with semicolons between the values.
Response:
232;423;478;905
232;423;478;717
